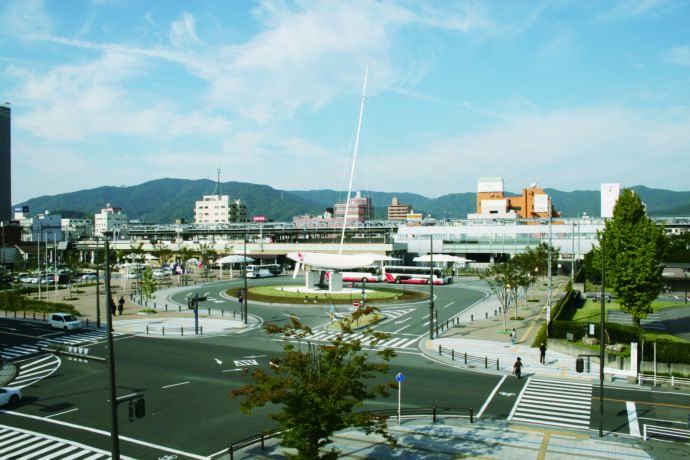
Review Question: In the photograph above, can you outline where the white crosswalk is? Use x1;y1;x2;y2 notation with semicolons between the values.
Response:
510;378;592;430
1;330;110;360
8;354;62;389
608;311;665;331
276;329;420;350
0;425;130;459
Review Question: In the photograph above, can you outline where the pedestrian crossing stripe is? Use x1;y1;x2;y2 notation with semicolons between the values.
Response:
7;354;61;389
0;425;133;460
234;359;259;367
1;330;118;361
275;330;418;350
510;378;592;430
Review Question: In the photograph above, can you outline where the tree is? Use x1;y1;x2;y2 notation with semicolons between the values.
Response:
139;266;157;303
601;189;668;327
231;307;397;459
666;232;690;263
479;262;523;330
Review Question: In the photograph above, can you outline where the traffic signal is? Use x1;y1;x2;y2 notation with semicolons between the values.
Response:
134;397;146;418
575;358;584;373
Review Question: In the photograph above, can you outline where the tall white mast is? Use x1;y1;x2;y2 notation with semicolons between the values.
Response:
339;64;369;254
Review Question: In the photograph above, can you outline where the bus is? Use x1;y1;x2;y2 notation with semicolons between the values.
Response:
246;263;282;278
382;266;446;285
326;266;382;283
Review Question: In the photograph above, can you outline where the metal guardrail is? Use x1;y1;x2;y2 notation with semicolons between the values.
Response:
225;406;473;459
643;423;690;441
438;345;500;370
639;374;690;388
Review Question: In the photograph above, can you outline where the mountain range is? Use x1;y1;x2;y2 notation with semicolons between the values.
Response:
14;179;690;223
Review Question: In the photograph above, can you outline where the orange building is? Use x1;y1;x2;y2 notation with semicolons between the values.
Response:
472;177;559;219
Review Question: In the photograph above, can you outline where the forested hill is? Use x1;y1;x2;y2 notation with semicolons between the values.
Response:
14;179;690;224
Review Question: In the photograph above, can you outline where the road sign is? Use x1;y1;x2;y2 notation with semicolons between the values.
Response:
353;301;360;308
396;373;404;382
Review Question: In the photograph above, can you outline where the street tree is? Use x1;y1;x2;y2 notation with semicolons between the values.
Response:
139;266;157;303
231;307;397;459
601;189;668;327
480;262;522;330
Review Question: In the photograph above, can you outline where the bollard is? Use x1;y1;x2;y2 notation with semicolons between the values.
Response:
178;305;181;312
471;314;473;322
181;327;184;336
496;359;500;371
162;326;165;336
485;312;488;319
451;349;455;361
86;318;89;328
470;408;474;423
165;304;168;311
485;356;488;368
494;309;497;316
154;302;156;308
433;406;438;423
233;310;236;318
208;308;211;315
464;352;467;364
200;326;203;335
146;325;149;335
438;345;442;356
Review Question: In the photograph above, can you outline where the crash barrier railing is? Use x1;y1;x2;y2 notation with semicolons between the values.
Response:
225;406;473;460
438;344;500;370
639;374;690;388
643;422;690;442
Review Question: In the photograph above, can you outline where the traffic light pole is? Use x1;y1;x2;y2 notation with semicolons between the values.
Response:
105;240;121;459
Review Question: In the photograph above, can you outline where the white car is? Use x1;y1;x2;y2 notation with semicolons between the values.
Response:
0;387;22;407
48;313;82;331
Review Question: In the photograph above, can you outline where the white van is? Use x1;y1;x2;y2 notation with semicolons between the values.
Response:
49;313;82;331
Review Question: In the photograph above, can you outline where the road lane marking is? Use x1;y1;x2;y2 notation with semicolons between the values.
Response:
442;301;455;309
46;408;79;418
626;401;641;437
162;382;190;389
477;375;507;418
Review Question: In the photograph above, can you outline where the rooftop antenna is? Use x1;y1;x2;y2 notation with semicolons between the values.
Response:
339;63;369;254
212;168;222;197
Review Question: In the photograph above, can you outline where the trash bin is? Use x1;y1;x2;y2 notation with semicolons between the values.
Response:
576;358;584;373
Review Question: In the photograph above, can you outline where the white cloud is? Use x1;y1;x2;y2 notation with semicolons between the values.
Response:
661;45;690;66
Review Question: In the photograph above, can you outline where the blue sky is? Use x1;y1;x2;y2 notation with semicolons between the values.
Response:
2;0;690;204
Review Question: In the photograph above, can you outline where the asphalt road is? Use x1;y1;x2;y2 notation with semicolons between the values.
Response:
2;278;690;458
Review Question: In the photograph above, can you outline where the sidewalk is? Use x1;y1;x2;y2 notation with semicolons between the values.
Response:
424;279;587;379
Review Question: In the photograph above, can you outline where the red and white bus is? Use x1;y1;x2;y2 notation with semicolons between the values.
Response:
325;266;381;283
382;266;445;285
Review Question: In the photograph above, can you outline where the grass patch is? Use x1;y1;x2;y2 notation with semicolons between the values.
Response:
563;299;685;322
226;285;427;305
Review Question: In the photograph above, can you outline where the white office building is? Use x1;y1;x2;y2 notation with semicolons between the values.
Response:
194;195;247;224
94;205;128;238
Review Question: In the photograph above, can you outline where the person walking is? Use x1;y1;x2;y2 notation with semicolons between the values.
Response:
539;342;547;364
117;296;125;316
513;357;523;379
510;328;517;345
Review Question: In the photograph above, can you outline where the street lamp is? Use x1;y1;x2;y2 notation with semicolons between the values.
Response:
684;269;689;305
429;235;434;340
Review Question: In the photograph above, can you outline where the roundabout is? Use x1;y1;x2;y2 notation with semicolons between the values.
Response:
226;283;429;305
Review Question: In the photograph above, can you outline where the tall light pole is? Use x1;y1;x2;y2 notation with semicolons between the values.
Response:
243;233;248;324
429;235;434;340
95;236;101;329
104;237;121;458
599;233;605;437
684;269;689;305
547;202;552;310
571;220;575;286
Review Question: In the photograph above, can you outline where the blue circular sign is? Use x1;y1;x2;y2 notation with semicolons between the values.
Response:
395;373;404;382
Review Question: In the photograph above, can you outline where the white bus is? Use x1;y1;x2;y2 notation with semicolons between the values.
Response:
382;266;446;285
246;264;282;278
326;266;382;283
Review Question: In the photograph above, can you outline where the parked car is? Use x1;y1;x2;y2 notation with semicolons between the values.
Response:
81;273;97;281
0;387;22;407
48;313;82;331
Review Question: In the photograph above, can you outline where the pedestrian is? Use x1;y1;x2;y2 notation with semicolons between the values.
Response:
513;357;523;379
539;342;547;364
510;328;517;345
118;296;125;316
110;296;116;316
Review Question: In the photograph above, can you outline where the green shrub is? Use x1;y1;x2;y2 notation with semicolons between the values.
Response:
532;323;547;348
